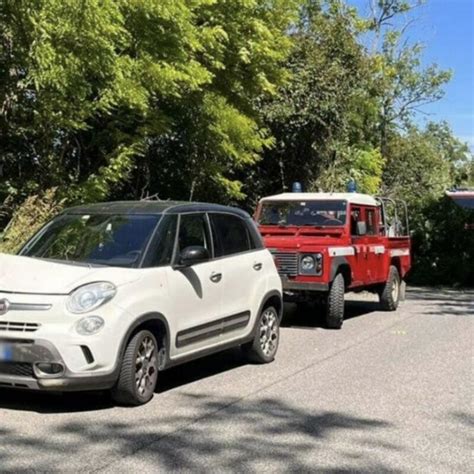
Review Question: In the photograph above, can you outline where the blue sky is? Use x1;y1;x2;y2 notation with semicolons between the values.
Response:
348;0;474;150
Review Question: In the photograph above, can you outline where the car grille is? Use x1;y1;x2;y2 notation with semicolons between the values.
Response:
0;362;34;378
0;321;40;333
271;251;298;276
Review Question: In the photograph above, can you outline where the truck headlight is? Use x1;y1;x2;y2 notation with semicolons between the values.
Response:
67;282;116;314
300;254;323;274
301;255;315;271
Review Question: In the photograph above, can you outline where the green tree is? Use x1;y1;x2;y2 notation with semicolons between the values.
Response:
250;0;378;202
0;0;297;246
365;0;452;155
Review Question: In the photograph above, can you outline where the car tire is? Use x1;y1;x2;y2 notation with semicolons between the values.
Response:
325;273;345;329
111;330;159;406
242;306;280;364
379;265;401;311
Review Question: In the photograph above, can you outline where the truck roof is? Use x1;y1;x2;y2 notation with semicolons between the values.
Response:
260;192;379;207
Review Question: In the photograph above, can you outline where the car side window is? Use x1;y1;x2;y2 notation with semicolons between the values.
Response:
366;209;377;235
178;213;210;253
210;214;252;257
350;207;362;236
147;214;178;267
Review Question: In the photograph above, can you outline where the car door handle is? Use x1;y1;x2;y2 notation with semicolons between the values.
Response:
253;262;263;271
210;272;222;283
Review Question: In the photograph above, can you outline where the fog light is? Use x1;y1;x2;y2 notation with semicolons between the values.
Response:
35;362;65;377
75;316;105;336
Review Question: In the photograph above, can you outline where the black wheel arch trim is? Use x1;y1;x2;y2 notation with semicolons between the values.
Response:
259;289;283;320
116;312;172;374
330;257;351;283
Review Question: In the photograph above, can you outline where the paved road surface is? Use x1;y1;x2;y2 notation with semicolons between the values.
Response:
0;288;472;472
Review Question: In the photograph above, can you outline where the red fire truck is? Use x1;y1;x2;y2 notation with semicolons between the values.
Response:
255;192;411;329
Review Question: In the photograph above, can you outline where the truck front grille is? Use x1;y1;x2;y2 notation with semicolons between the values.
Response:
0;362;34;378
271;251;298;276
0;322;40;333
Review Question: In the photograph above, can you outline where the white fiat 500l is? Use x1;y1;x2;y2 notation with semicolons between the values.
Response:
0;202;282;405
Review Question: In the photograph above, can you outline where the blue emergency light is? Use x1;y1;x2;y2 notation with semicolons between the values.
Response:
292;182;302;193
347;179;357;193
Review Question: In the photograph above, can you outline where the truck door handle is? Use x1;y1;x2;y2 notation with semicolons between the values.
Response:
253;262;263;271
210;272;222;283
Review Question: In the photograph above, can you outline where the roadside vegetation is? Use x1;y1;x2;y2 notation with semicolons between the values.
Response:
0;0;472;285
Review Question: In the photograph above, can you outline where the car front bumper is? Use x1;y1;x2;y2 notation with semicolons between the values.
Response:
0;337;118;391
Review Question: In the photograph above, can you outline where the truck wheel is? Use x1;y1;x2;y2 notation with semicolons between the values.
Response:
242;306;280;363
325;273;345;329
379;265;401;311
111;330;159;406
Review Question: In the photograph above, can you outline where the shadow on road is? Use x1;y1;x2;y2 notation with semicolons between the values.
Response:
282;298;380;330
407;287;474;317
157;347;247;394
0;348;248;414
0;392;397;472
0;389;115;414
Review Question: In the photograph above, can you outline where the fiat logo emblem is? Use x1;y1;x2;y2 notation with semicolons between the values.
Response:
0;299;10;316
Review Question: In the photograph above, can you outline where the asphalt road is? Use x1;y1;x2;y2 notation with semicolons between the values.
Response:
0;287;472;473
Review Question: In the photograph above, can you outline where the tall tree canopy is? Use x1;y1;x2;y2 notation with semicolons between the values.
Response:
0;0;296;214
0;0;472;283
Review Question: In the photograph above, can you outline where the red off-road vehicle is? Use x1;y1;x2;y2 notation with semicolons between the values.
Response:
255;192;411;328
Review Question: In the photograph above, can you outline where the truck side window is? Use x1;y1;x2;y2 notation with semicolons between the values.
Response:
366;209;377;235
351;207;361;236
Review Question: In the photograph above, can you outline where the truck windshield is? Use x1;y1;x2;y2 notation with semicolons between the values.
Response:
258;200;347;227
21;213;160;267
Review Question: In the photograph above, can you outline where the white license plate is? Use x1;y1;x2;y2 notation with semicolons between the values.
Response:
0;343;13;362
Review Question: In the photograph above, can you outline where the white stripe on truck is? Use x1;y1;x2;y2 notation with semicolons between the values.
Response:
328;247;355;257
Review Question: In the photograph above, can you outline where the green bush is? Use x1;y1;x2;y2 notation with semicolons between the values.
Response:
0;189;64;254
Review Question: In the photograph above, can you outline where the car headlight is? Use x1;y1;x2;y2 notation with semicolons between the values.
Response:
301;255;315;271
67;282;116;314
75;316;105;335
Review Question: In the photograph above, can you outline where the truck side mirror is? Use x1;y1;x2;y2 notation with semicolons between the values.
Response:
356;221;367;236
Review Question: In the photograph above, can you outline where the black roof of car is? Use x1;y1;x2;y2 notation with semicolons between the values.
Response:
63;200;251;219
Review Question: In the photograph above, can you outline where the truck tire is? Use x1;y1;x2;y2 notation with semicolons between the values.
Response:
111;330;159;406
242;306;280;363
379;265;401;311
325;273;345;329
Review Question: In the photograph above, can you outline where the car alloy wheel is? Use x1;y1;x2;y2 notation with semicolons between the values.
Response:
259;308;279;358
135;335;158;399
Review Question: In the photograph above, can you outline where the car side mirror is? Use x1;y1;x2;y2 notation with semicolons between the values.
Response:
178;246;210;267
356;221;367;236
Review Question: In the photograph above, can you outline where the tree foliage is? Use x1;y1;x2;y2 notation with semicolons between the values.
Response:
0;0;296;211
0;0;472;285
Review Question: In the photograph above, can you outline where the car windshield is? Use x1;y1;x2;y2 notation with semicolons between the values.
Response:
258;200;347;227
21;213;161;267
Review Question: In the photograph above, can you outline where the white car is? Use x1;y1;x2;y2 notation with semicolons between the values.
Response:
0;201;282;405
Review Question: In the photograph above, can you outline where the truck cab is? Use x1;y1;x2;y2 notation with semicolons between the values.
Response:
255;192;411;328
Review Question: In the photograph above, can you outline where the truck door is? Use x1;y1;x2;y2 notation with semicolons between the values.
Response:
365;207;385;282
350;205;369;285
